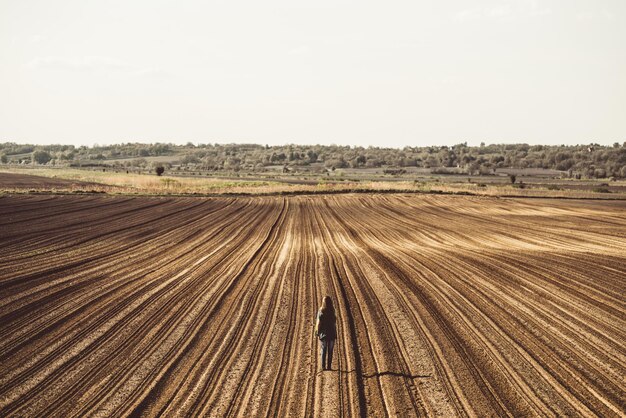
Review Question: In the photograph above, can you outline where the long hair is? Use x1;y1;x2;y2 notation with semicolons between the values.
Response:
320;296;334;316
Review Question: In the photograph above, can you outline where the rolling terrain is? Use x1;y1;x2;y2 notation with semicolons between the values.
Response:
0;193;625;417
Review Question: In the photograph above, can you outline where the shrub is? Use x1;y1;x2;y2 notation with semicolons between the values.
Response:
509;174;516;184
33;150;52;164
155;166;165;176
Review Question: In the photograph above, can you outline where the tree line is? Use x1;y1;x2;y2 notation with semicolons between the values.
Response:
1;141;625;178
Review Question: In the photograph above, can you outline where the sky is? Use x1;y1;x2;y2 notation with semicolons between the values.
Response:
1;0;625;148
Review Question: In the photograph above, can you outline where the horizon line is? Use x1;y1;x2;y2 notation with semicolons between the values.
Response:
1;139;623;149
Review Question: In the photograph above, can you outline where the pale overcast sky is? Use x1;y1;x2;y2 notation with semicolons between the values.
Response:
1;0;624;148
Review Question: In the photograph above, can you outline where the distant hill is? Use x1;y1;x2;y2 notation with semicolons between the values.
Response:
1;141;625;179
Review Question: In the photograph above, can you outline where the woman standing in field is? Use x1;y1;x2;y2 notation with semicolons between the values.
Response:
315;296;337;371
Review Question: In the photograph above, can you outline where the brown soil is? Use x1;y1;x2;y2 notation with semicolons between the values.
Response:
0;194;624;417
0;172;103;189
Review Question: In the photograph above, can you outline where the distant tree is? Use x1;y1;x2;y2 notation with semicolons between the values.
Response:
468;161;481;175
33;150;51;164
509;174;516;184
155;166;165;176
1;141;623;177
0;154;7;164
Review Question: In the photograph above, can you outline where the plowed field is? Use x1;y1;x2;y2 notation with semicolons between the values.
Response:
0;172;101;190
1;194;625;417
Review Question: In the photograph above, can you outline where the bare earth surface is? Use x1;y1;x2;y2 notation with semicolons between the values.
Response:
0;172;100;189
0;193;625;417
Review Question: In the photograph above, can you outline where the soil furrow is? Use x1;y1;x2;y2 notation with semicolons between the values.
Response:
1;193;624;417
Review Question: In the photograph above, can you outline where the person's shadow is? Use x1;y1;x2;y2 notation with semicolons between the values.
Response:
320;369;430;379
361;370;431;379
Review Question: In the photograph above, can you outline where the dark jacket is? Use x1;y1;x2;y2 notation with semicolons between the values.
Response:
317;308;337;341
